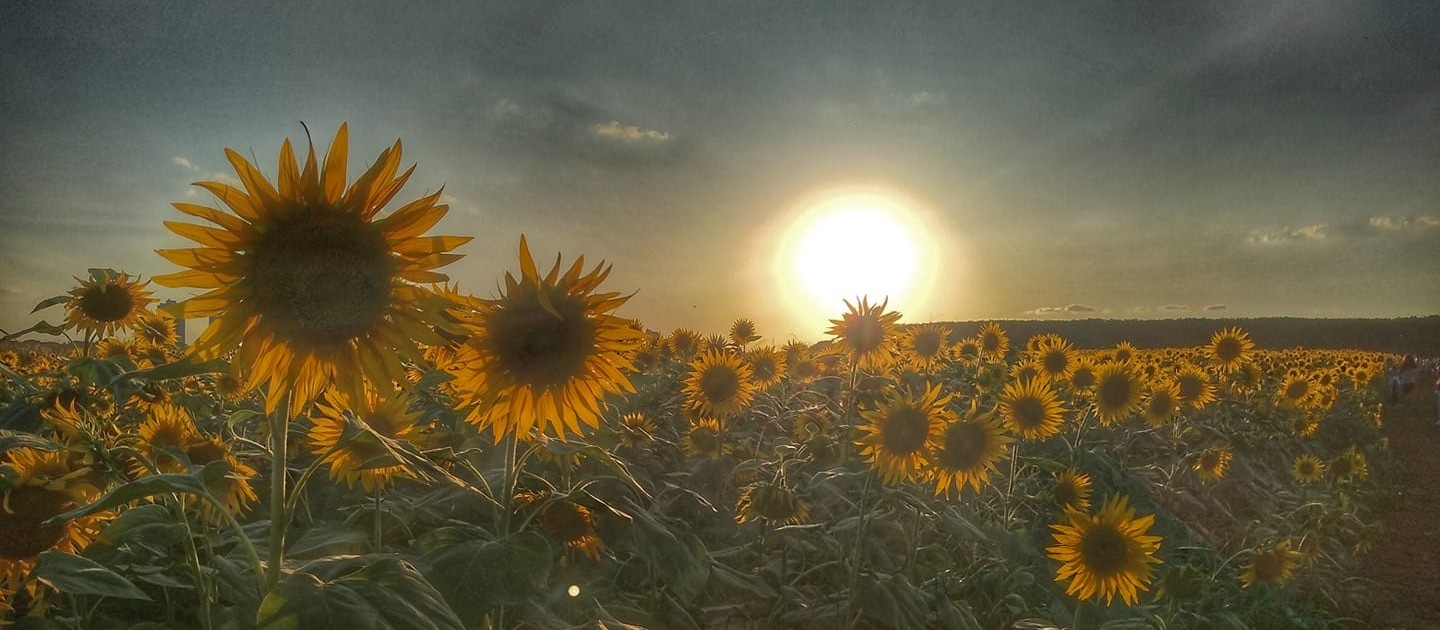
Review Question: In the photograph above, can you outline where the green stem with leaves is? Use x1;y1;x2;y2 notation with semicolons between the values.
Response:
265;397;289;591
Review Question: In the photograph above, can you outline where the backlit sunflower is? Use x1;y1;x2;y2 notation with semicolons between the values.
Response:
729;319;760;346
930;402;1013;497
952;337;981;365
1053;468;1093;511
1240;540;1301;588
1292;454;1324;484
538;497;604;561
1;449;109;604
614;412;656;448
156;124;469;418
1174;367;1216;410
1142;380;1181;427
1047;494;1163;606
745;346;787;390
64;270;155;339
1068;359;1098;392
736;482;808;526
900;324;950;373
136;310;180;348
1092;363;1143;425
1111;342;1136;364
449;236;641;442
792;412;831;443
1194;448;1231;482
183;436;259;518
1208;327;1254;372
668;328;701;358
683;418;726;459
133;402;201;476
1032;336;1077;381
856;384;953;485
308;388;420;492
976;322;1009;360
828;297;902;370
683;350;757;419
1000;378;1065;441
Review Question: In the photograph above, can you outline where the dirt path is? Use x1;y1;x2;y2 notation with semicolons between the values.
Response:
1357;394;1440;629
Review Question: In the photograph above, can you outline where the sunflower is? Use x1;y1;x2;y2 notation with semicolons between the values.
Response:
856;384;953;485
952;337;982;365
701;333;730;353
683;418;726;459
155;124;469;418
136;310;180;348
1010;359;1044;384
1068;359;1098;392
1292;454;1325;484
615;412;656;448
63;270;154;339
1053;468;1093;512
1208;327;1254;372
682;350;757;419
1275;374;1313;409
735;482;808;526
900;324;950;373
1231;361;1263;392
517;492;604;561
1048;495;1162;605
930;402;1013;497
745;346;787;390
1111;341;1137;364
96;338;137;363
786;354;820;383
1;449;109;604
183;437;259;517
1032;336;1077;381
133;402;201;476
792;412;831;443
976;322;1009;360
1240;540;1301;588
668;328;702;358
1092;363;1143;425
1194;448;1232;482
1174;367;1216;410
1000;378;1065;441
828;297;902;370
308;388;420;492
1331;448;1367;480
449;236;641;442
1290;413;1319;438
729;319;760;346
1142;380;1181;427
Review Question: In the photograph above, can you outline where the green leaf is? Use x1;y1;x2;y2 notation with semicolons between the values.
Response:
32;320;67;336
68;357;124;387
96;503;185;547
132;358;230;383
30;294;70;314
624;498;712;604
257;555;463;630
29;552;150;600
0;429;63;455
47;471;214;525
423;532;551;625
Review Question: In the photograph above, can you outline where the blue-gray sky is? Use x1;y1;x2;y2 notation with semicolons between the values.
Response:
2;1;1438;340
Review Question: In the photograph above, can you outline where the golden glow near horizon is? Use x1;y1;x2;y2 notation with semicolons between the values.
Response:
768;190;945;335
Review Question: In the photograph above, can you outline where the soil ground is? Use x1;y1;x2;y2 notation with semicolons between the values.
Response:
1357;389;1440;629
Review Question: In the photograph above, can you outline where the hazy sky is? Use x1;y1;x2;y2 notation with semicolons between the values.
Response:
2;1;1438;341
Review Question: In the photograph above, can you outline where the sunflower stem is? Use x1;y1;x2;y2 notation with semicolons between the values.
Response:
844;473;875;628
265;395;290;592
373;491;384;551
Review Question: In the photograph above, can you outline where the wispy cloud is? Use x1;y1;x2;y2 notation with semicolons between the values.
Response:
1204;303;1228;311
1026;303;1098;316
1368;214;1440;230
172;156;199;171
1245;224;1329;245
1159;304;1191;312
592;121;672;143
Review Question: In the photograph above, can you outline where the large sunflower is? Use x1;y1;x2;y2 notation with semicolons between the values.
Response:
900;324;950;373
856;384;953;485
1208;327;1255;372
64;270;155;339
308;388;419;492
1031;336;1077;381
1;449;109;607
1092;363;1144;425
745;346;787;390
1047;495;1163;606
156;124;469;418
826;297;901;370
976;322;1009;360
1240;540;1301;588
448;236;641;442
1000;378;1066;441
683;350;757;419
930;402;1013;497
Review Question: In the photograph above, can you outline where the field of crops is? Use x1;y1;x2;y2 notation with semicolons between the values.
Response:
0;129;1401;630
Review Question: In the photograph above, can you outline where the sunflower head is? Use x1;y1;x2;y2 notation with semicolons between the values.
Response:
1068;359;1098;392
1053;468;1093;512
976;322;1009;360
63;270;155;339
1;449;107;573
684;418;727;459
308;388;420;492
953;337;981;365
1092;363;1143;425
1000;378;1066;441
901;324;950;373
682;350;757;420
1174;367;1216;410
930;401;1013;497
856;384;954;485
1194;447;1232;482
1142;380;1181;427
1276;374;1313;409
1240;540;1301;588
1111;342;1136;365
136;310;180;348
1031;336;1077;381
826;297;902;370
1292;454;1325;484
745;346;787;390
1047;494;1163;606
615;412;656;448
728;319;760;346
1209;327;1255;372
736;482;808;526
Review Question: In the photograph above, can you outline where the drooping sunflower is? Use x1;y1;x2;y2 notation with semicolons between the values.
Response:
155;124;470;418
64;270;155;339
1240;540;1301;588
1047;494;1163;606
1193;448;1232;482
1331;448;1367;480
856;384;953;485
540;498;604;561
729;318;760;347
827;297;902;370
1053;468;1093;512
930;402;1013;497
1141;380;1181;427
900;324;950;373
135;310;180;348
1092;363;1144;425
1208;327;1255;372
745;346;787;390
735;482;808;526
1032;336;1077;382
449;236;641;442
614;412;656;448
792;412;831;443
1292;454;1325;484
1000;378;1066;441
683;350;757;419
976;322;1009;360
683;418;727;459
1174;367;1216;410
1;449;109;602
183;436;260;517
308;388;420;492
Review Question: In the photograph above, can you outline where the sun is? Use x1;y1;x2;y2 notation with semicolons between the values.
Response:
771;191;942;333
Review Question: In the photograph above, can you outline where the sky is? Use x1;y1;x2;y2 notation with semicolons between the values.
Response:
1;0;1438;342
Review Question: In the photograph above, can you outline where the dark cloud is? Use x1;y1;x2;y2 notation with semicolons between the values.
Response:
1204;304;1228;311
1160;304;1191;312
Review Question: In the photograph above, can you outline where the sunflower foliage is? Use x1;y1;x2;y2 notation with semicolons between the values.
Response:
0;126;1403;630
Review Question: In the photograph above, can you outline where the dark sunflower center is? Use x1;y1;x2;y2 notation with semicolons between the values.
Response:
700;366;740;403
938;421;990;470
1079;525;1131;575
1177;377;1203;400
1099;375;1134;408
1253;551;1286;581
733;323;754;340
1115;349;1132;363
1055;481;1078;506
752;358;777;382
847;315;885;353
914;331;943;357
79;283;135;322
881;406;930;455
690;427;719;453
1011;397;1047;429
0;487;70;560
490;287;597;389
1201;453;1220;469
1147;394;1174;417
753;486;799;520
1284;381;1308;400
251;209;395;347
1215;338;1242;362
186;441;225;466
1298;462;1316;476
981;333;1000;353
1043;351;1068;375
541;502;592;542
1072;369;1096;389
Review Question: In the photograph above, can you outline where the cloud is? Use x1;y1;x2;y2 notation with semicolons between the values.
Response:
1203;303;1228;311
1368;214;1440;231
1132;306;1151;314
1026;303;1098;316
1160;304;1191;312
592;121;672;143
906;90;947;106
172;156;199;171
1245;224;1330;245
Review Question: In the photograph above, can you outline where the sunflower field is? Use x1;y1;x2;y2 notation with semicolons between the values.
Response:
0;127;1398;630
